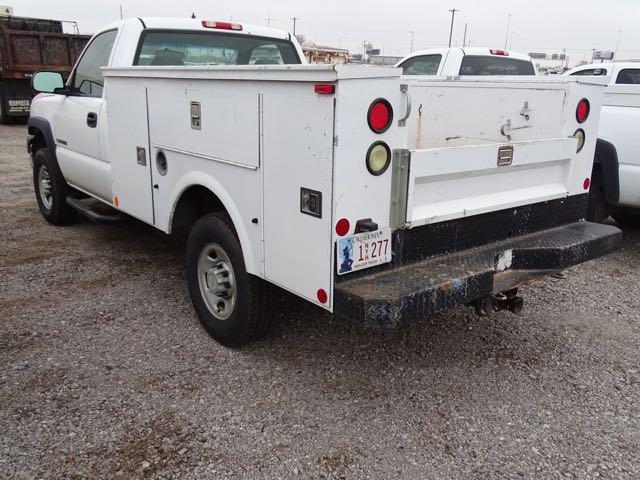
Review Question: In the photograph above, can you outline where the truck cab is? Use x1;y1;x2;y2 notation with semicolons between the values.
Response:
27;18;621;347
395;47;536;77
565;63;640;225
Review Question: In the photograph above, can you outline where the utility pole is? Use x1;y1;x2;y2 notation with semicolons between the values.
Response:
448;8;459;48
409;30;415;52
462;23;468;47
290;17;299;36
509;31;514;50
504;13;511;49
591;48;596;63
119;4;123;20
614;29;622;60
265;12;274;27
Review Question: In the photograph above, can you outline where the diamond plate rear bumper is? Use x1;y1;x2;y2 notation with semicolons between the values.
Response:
334;221;622;328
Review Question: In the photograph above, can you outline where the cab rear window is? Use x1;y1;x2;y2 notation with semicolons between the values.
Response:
459;55;535;75
134;30;301;66
616;69;640;84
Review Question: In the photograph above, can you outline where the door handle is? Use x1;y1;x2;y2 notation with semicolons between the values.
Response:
87;112;97;128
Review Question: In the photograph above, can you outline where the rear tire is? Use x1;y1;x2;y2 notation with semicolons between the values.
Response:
612;207;640;228
32;148;76;225
586;162;613;223
185;213;275;347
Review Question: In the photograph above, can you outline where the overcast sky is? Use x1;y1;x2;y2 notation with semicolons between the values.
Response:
13;0;640;64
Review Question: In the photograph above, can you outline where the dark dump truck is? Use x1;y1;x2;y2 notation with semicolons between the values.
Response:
0;14;90;122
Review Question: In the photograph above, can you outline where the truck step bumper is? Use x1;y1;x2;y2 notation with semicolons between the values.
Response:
66;196;127;224
334;221;623;328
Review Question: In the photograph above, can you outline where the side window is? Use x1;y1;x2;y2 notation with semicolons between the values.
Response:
570;68;607;76
616;69;640;84
72;29;117;97
399;55;442;75
249;44;284;65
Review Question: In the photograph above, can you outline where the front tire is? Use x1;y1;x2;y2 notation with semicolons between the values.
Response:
32;148;76;225
185;213;275;347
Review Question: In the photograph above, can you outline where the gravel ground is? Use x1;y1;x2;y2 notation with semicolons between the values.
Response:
1;123;639;479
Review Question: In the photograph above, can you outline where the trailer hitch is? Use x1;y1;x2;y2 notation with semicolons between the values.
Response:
470;288;523;317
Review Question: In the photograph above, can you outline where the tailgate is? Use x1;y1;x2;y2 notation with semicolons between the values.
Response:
405;138;576;226
399;78;590;227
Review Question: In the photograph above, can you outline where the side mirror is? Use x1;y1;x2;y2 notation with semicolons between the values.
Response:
32;71;65;94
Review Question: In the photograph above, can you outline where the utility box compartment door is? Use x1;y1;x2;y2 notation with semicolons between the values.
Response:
262;90;335;307
107;80;155;224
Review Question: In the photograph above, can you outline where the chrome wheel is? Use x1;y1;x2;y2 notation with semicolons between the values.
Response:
38;165;53;210
197;243;236;320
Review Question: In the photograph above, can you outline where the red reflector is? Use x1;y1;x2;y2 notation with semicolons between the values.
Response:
314;84;335;95
201;20;243;31
368;99;393;134
317;288;328;304
583;178;591;190
576;99;590;123
490;49;509;56
14;72;23;79
335;218;350;237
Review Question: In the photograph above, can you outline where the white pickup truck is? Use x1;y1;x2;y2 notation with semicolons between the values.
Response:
565;63;640;225
396;47;536;76
27;18;621;347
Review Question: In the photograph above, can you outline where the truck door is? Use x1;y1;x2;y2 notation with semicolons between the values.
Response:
261;89;335;307
53;29;117;202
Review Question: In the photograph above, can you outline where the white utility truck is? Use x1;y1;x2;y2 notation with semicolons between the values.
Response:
565;63;640;225
396;47;536;76
28;18;622;347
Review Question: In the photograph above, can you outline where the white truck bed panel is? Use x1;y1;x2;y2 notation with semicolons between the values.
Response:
407;138;576;225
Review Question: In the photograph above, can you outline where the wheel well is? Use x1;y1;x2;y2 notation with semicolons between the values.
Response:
171;185;228;234
28;128;47;156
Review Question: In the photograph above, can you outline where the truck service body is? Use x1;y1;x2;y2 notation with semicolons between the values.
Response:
28;18;622;346
565;63;640;225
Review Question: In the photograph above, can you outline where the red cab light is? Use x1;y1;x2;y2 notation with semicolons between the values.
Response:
576;98;590;123
367;99;393;134
490;49;509;56
201;20;243;31
314;84;335;95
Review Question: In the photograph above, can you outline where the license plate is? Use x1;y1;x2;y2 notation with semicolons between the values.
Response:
336;228;392;275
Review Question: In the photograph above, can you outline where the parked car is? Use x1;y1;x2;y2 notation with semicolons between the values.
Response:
27;18;621;346
565;62;640;225
395;47;536;76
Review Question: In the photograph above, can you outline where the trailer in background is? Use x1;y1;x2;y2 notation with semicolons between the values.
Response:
0;13;90;122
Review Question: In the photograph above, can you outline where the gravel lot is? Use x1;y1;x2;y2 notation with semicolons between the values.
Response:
1;123;639;479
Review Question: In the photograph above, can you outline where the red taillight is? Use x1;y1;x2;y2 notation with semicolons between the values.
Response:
490;49;509;56
201;20;242;31
576;98;590;123
367;99;393;134
583;178;591;190
317;288;328;304
335;218;351;237
314;84;335;95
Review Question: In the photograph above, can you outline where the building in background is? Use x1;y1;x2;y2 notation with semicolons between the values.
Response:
302;43;349;65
